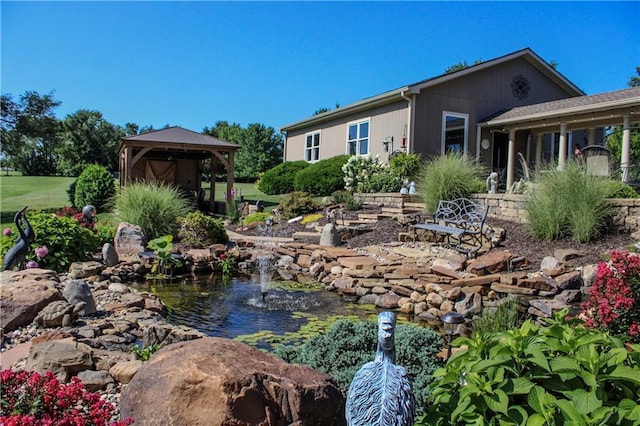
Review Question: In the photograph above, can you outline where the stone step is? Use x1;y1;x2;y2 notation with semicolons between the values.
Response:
345;219;377;226
381;207;423;215
404;202;424;209
357;213;384;221
292;232;321;242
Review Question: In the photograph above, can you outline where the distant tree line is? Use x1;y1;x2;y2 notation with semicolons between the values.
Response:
0;90;284;181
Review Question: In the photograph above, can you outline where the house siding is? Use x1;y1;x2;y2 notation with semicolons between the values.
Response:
412;57;575;160
284;100;408;163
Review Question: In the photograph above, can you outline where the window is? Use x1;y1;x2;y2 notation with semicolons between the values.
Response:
441;112;468;154
305;131;320;162
347;120;369;155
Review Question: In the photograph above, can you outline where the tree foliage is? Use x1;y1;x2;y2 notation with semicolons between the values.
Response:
444;59;482;74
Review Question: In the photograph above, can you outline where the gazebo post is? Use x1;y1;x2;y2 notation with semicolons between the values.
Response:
210;153;217;212
226;151;235;215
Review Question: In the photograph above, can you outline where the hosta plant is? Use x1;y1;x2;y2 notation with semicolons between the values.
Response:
581;250;640;342
419;309;640;425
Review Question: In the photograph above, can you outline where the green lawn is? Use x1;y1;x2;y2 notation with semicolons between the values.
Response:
0;174;283;228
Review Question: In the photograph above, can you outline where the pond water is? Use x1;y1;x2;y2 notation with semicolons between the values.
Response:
130;273;384;349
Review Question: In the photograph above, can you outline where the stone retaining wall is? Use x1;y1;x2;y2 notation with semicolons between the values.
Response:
357;193;421;209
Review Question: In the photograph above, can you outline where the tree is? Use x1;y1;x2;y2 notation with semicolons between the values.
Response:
0;91;62;175
629;66;640;87
444;59;482;74
314;102;340;116
203;121;283;182
57;110;122;176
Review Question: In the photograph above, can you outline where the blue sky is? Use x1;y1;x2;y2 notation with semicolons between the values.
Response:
2;1;639;132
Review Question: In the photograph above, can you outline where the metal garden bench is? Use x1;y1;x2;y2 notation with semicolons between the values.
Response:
411;197;488;255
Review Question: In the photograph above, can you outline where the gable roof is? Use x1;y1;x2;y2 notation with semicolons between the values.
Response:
120;126;239;150
481;87;640;129
280;48;584;132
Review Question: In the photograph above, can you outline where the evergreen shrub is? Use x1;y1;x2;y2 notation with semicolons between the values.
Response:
74;164;116;212
112;182;192;240
294;155;349;196
390;152;423;180
605;179;639;198
258;161;310;195
277;191;320;218
331;190;363;210
274;319;444;415
178;210;228;248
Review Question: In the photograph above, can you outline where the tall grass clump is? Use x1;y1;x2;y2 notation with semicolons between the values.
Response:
418;153;486;212
112;182;192;240
472;297;523;336
525;160;614;242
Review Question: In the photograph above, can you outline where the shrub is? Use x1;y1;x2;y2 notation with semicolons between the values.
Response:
277;191;320;218
294;155;349;196
67;180;77;208
471;296;522;336
342;154;402;193
419;309;640;425
605;179;639;198
275;319;444;415
418;153;486;213
390;152;423;180
258;161;310;195
0;369;132;426
581;250;640;343
243;212;272;226
331;190;363;210
300;213;323;225
178;210;228;248
95;223;117;247
74;164;116;213
0;211;100;273
525;161;614;242
112;182;192;240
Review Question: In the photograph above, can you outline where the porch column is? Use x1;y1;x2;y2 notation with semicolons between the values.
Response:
558;123;568;169
621;115;631;183
506;129;516;191
588;128;596;146
535;133;543;170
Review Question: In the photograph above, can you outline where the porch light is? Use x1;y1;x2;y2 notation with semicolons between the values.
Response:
382;136;394;152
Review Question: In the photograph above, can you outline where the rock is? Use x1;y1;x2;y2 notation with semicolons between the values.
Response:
528;299;567;317
426;292;444;307
109;359;143;384
455;292;482;317
376;292;402;309
120;337;345;426
102;243;120;267
276;255;295;268
63;279;97;315
142;323;206;348
25;338;94;382
77;369;115;392
114;222;146;256
553;249;582;262
554;290;582;304
105;292;145;311
540;256;561;273
581;264;598;287
319;223;342;246
466;250;512;275
432;254;467;272
555;271;583;290
68;261;104;279
108;282;130;293
0;270;62;332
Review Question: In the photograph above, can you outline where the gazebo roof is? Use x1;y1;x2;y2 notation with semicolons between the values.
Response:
118;126;239;152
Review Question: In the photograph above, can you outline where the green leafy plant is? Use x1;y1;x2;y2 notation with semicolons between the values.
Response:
219;252;236;276
0;210;100;272
300;213;323;225
582;250;640;342
277;191;320;218
419;309;640;425
605;179;639;199
258;160;310;195
147;235;182;278
472;297;523;336
243;212;272;226
525;160;614;242
294;155;349;196
390;152;423;180
331;190;363;210
73;164;116;213
274;318;444;415
0;369;132;425
178;210;228;248
418;153;487;212
342;154;402;193
113;182;192;240
130;343;160;361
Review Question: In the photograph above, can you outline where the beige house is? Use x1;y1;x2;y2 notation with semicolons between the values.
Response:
281;48;639;190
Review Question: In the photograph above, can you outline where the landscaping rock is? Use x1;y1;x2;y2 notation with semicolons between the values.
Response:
120;337;345;426
102;243;120;267
25;338;94;382
63;279;97;315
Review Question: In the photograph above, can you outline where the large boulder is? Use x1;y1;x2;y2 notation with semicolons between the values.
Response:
120;337;345;426
0;269;62;332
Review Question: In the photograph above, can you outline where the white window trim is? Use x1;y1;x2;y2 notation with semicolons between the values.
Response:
441;111;469;155
304;130;321;162
346;118;371;156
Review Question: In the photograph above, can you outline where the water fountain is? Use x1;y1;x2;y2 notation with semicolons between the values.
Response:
256;251;275;302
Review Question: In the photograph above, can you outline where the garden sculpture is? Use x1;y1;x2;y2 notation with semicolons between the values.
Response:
345;311;415;426
486;171;499;194
34;300;86;327
82;205;97;226
2;206;35;271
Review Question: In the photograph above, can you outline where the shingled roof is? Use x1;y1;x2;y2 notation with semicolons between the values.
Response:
120;126;239;149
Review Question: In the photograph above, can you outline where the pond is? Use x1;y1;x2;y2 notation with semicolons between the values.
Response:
130;273;384;349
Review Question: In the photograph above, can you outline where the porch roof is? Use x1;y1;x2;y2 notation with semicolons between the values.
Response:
481;87;640;131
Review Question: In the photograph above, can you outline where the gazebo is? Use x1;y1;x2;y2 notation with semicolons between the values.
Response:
117;126;240;213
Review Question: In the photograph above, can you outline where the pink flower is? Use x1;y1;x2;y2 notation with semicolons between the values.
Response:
35;245;49;259
3;228;11;236
26;260;39;269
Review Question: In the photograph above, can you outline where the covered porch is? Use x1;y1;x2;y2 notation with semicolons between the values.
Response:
117;126;240;213
478;87;640;191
